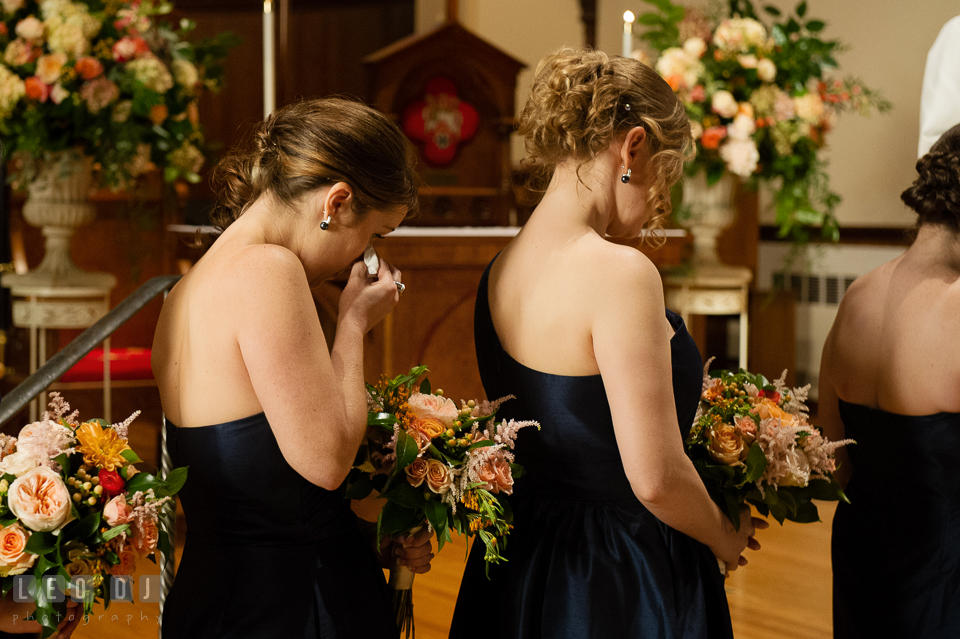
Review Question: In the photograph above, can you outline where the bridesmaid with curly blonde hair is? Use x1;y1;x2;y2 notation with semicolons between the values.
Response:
449;48;765;639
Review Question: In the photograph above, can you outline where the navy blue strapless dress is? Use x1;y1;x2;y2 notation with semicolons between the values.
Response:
448;260;732;639
832;400;960;639
161;413;397;638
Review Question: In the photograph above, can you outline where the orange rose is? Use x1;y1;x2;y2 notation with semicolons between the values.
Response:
74;56;104;80
707;422;748;466
24;76;49;102
404;458;428;488
35;53;66;85
150;103;168;125
754;398;796;428
0;523;35;577
409;417;445;440
491;458;514;495
701;126;727;150
425;459;452;494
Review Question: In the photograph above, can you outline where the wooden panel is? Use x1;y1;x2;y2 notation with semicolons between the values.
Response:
748;289;796;387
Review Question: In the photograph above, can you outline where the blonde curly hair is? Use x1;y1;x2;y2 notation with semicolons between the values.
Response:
518;48;693;243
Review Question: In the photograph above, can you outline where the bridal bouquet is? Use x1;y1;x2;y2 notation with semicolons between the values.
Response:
635;0;890;243
0;0;237;186
0;393;186;638
686;362;852;541
345;365;539;638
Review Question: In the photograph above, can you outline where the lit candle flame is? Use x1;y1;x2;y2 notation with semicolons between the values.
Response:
623;10;635;23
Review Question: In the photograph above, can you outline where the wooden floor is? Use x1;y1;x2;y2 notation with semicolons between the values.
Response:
69;501;838;639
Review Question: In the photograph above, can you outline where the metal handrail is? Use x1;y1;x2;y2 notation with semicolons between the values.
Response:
0;274;181;425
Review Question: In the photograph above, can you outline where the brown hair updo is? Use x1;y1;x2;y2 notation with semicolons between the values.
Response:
901;123;960;232
518;47;693;239
210;97;419;230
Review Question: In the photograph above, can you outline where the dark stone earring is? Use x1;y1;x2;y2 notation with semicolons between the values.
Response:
319;213;331;230
621;168;632;184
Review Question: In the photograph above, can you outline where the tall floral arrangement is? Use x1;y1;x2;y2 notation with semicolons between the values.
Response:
636;0;890;244
0;0;237;187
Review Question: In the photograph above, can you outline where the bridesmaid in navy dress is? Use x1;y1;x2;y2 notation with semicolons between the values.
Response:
449;48;765;639
152;98;433;638
820;124;960;638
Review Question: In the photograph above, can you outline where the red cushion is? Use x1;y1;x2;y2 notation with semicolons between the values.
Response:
61;348;154;382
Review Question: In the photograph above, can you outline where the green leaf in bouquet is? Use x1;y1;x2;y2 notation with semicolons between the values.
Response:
120;449;144;465
788;498;820;523
424;500;448;552
795;1;807;18
763;4;782;16
508;462;525;480
160;466;188;496
103;550;120;567
101;524;130;542
393;429;419;473
367;412;398;428
344;473;374;501
806;19;825;31
467;440;496;450
637;12;664;26
52;454;71;480
125;472;161;495
742;443;767;483
419;377;431;395
25;532;59;556
159;529;174;563
376;501;422;546
68;511;102;542
381;481;427;509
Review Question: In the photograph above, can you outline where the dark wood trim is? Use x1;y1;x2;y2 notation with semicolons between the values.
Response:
759;225;912;246
580;0;597;48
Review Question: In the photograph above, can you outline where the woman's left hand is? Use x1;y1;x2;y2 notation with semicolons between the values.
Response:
380;528;435;574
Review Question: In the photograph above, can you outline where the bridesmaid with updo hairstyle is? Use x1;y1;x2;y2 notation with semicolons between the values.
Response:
821;123;960;639
449;48;765;639
152;98;433;638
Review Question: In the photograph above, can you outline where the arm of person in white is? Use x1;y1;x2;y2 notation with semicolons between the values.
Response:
919;16;960;158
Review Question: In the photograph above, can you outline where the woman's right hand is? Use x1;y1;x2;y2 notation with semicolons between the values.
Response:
338;258;402;333
713;506;767;571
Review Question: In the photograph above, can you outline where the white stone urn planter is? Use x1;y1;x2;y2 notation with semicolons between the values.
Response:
13;150;115;290
680;171;752;280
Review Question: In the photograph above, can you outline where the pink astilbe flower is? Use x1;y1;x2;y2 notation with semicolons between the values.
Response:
111;410;140;441
468;395;515;419
127;489;171;547
42;392;79;426
772;370;811;418
800;428;854;480
756;418;809;491
474;419;540;450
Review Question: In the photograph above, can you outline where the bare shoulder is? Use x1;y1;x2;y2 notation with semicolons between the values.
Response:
585;238;664;297
227;243;307;287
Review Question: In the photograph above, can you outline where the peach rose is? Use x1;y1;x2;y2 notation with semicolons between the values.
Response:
131;519;159;557
64;543;96;579
8;465;72;532
0;523;35;577
476;459;497;492
707;422;748;466
735;414;758;445
404;458;428;488
711;90;739;118
0;451;40;477
425;459;452;494
407;393;458;427
409;417;445;442
74;56;104;80
107;542;139;576
35;53;66;85
102;495;133;526
754;399;796;428
491;459;514;495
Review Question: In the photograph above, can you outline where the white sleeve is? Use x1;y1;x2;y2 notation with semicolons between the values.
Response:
919;16;960;158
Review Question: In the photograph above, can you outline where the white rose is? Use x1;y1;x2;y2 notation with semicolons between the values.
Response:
719;138;760;177
690;120;704;140
711;90;739;119
738;54;758;69
727;113;756;140
14;16;43;41
0;451;40;477
171;58;199;90
757;58;777;82
1;0;25;15
50;82;69;104
682;37;707;58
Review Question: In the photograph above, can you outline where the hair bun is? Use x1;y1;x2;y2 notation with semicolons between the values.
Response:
900;124;960;230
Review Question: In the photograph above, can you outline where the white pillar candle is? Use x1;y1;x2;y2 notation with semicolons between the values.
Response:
623;10;635;58
263;0;276;118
